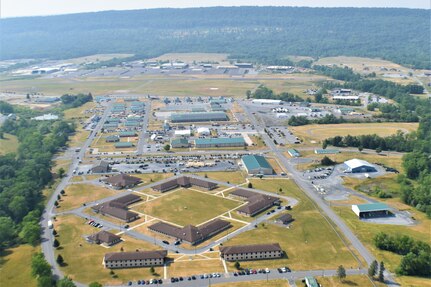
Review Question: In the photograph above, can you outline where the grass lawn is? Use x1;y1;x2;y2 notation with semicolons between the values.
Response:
290;123;418;144
0;245;38;287
55;215;163;285
58;183;118;212
168;259;224;277
91;132;137;152
0;133;18;155
313;275;386;287
249;135;266;148
222;178;360;271
63;101;97;120
132;173;174;185
214;279;289;287
266;157;286;175
132;189;241;226
332;204;430;285
342;174;402;197
296;150;404;172
194;171;247;185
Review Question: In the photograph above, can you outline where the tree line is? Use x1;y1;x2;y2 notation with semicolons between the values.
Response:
373;232;430;277
249;85;304;102
323;131;416;152
1;7;429;68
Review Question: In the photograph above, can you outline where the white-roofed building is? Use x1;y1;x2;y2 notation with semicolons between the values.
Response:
252;99;282;105
344;159;377;173
196;127;210;136
174;129;191;137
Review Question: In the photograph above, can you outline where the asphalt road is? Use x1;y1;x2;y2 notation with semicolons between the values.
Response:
40;101;113;287
136;102;151;155
239;101;399;287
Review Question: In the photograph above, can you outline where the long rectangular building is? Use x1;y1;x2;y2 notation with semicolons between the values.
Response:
103;250;167;269
152;176;217;193
171;112;228;123
231;189;279;217
195;137;246;148
220;243;283;261
149;219;231;245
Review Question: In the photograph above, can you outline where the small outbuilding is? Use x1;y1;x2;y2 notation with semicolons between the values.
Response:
91;160;110;173
275;213;293;225
352;203;391;218
344;159;377;173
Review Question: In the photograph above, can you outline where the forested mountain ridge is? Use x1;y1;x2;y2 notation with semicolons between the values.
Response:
1;7;429;68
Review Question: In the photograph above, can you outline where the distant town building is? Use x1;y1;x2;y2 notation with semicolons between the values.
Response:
195;137;246;148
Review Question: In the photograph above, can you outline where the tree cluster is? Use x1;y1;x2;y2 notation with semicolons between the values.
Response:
0;111;75;251
251;85;304;102
323;131;415;152
60;93;93;109
373;232;430;277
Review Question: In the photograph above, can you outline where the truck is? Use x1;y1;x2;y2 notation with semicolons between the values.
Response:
48;220;53;229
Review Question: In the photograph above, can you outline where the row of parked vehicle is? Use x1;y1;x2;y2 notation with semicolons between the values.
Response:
128;278;162;285
233;268;270;276
87;220;103;228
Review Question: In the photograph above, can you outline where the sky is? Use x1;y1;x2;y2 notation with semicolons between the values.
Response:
1;0;429;18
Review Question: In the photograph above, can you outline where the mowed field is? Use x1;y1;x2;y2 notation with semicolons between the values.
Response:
57;183;118;212
132;189;241;226
55;215;164;285
223;178;361;271
295;150;404;172
310;275;386;287
0;245;38;287
290;123;419;143
0;133;18;155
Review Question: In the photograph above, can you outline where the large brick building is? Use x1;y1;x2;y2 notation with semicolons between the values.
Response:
103;250;167;269
220;243;283;261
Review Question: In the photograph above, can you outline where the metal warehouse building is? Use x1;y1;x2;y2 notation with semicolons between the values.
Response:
241;155;274;175
171;112;228;123
344;159;377;173
195;137;245;148
352;203;391;218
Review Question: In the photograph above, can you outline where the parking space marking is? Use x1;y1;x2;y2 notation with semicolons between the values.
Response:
164;264;167;279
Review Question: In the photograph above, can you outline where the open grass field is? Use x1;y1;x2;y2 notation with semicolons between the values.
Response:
0;245;38;287
150;53;229;63
215;279;289;287
259;74;331;98
223;178;360;271
55;215;163;285
342;174;402;197
132;173;174;186
0;133;18;155
90;132;137;152
295;150;404;172
312;275;386;287
168;258;225;277
58;183;118;211
194;171;247;185
290;123;418;144
266;157;286;175
132;189;241;226
332;204;430;286
63;101;97;120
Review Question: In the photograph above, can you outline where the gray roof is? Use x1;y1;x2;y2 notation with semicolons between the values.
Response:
92;203;138;221
103;174;141;188
276;213;293;222
87;231;121;244
149;219;231;244
220;243;282;255
230;189;257;199
104;250;167;262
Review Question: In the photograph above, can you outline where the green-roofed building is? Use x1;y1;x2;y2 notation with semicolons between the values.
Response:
105;135;120;143
114;142;134;148
119;131;137;137
124;121;140;127
195;137;245;148
352;203;391;218
170;138;189;148
171;112;228;123
305;276;319;287
287;149;300;157
314;149;340;154
103;123;118;128
241;155;274;175
191;107;206;112
106;117;121;123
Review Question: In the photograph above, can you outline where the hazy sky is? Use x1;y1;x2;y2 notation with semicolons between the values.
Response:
1;0;429;18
